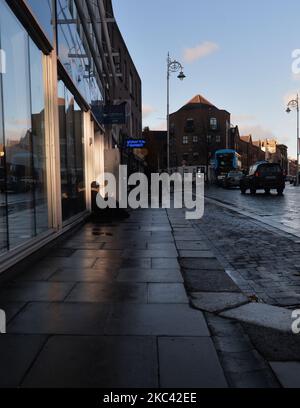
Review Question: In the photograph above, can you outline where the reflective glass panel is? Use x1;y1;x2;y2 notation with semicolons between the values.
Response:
0;18;7;253
1;4;35;248
29;39;49;234
58;80;85;221
56;0;103;105
0;0;49;251
26;0;54;43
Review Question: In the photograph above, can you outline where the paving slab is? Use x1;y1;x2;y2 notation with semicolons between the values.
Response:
66;282;148;303
226;369;280;388
123;249;178;258
119;258;152;269
49;267;119;282
190;292;249;313
14;265;60;282
158;337;227;388
0;302;26;323
221;303;300;360
141;226;172;232
8;302;111;335
61;242;103;250
221;303;295;332
214;335;254;353
219;350;268;374
22;335;158;388
180;257;224;270
105;304;210;336
182;269;240;293
47;248;75;257
152;258;180;269
0;335;47;387
148;283;189;304
71;250;123;259
176;241;209;251
0;282;74;302
206;313;246;338
116;268;183;283
270;362;300;388
173;234;201;241
147;243;177;251
151;232;173;240
179;250;215;258
94;258;123;268
42;257;96;269
103;241;148;250
205;313;280;388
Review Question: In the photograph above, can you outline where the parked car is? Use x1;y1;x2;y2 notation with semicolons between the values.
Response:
223;171;244;188
240;162;285;195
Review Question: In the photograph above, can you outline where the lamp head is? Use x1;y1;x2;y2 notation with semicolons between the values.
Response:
286;107;291;114
177;71;186;81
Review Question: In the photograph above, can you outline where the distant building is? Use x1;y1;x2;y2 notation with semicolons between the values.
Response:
256;139;288;172
288;159;298;177
144;93;288;174
169;95;231;168
276;145;288;174
261;139;277;161
231;131;265;169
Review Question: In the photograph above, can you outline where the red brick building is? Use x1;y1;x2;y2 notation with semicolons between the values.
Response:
288;159;298;177
143;94;288;174
230;128;265;169
169;95;231;168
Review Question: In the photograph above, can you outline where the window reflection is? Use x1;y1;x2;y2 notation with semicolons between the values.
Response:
2;5;35;248
26;0;54;43
0;66;7;253
0;0;49;250
56;0;103;105
29;40;49;234
58;80;85;221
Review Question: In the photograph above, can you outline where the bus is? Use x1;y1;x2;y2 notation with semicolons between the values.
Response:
212;149;242;184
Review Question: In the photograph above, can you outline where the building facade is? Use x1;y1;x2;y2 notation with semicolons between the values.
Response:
169;95;231;169
142;128;167;172
0;0;141;273
230;130;265;169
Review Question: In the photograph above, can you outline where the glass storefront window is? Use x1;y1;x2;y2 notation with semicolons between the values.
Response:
56;0;103;105
0;59;7;254
0;0;49;251
29;40;49;235
58;80;85;221
26;0;54;43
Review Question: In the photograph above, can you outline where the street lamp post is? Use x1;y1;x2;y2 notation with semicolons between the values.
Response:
167;53;186;173
286;94;299;186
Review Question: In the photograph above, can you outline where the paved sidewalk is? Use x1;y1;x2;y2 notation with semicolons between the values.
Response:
0;208;228;388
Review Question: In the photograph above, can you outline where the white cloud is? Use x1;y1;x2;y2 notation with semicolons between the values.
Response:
231;114;256;123
238;124;276;140
152;120;167;131
183;41;219;63
142;104;155;118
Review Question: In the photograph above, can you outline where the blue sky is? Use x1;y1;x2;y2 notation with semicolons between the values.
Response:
113;0;300;158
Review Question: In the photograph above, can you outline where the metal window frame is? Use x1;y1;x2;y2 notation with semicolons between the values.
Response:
43;51;62;230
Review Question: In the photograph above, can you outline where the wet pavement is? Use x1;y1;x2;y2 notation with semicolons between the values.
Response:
195;199;300;308
0;201;299;388
205;184;300;236
0;208;227;388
